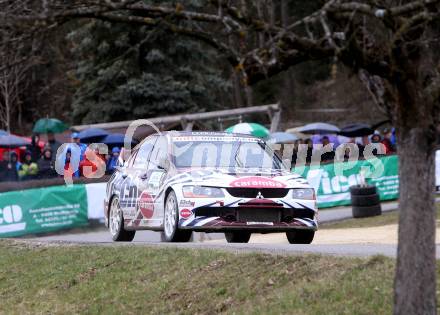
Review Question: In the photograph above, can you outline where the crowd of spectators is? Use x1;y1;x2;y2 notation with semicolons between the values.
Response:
0;132;122;182
288;128;396;165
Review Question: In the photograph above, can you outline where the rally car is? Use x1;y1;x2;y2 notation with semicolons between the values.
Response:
104;131;318;243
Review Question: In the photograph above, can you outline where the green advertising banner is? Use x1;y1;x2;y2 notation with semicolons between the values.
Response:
293;155;399;208
0;184;88;237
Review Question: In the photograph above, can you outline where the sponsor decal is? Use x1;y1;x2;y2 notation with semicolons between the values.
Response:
230;176;286;188
0;205;26;233
138;191;154;219
179;200;195;207
180;209;192;219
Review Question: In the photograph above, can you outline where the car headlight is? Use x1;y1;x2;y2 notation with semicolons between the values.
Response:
291;188;315;200
182;186;224;198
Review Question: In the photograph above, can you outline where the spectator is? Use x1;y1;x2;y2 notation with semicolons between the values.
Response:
63;148;79;178
71;132;87;160
0;151;19;182
382;128;395;154
320;136;335;162
46;132;61;161
10;152;21;172
30;134;42;162
291;140;300;167
371;134;386;156
304;139;314;163
18;151;38;180
79;147;106;177
106;147;120;174
37;147;57;179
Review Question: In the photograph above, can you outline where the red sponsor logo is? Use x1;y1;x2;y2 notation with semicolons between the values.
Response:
180;209;192;219
230;176;286;188
138;191;154;219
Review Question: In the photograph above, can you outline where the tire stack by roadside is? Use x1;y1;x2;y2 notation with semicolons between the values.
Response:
349;185;382;218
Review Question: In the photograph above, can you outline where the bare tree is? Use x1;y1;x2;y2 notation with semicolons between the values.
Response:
2;1;440;313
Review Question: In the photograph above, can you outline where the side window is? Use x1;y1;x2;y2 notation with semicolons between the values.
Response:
148;136;168;170
126;149;139;168
132;137;157;170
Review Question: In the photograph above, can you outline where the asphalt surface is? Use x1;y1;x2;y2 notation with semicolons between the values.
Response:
24;200;413;258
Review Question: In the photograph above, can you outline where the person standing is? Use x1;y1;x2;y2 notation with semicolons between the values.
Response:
71;132;87;158
106;147;120;174
0;151;19;182
30;134;42;162
18;151;39;180
37;147;57;179
46;132;61;161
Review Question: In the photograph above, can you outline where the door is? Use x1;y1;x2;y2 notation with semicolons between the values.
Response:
136;135;169;227
122;136;157;225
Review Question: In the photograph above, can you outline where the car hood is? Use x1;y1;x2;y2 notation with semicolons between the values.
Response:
171;167;311;189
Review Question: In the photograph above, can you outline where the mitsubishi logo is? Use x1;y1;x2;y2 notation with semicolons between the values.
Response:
256;191;264;199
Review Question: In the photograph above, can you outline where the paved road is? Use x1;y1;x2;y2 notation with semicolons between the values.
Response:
25;201;410;258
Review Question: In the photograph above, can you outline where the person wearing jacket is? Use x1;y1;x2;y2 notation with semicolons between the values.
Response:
79;147;106;177
30;134;42;162
0;151;19;182
37;147;57;179
106;147;120;174
18;151;39;180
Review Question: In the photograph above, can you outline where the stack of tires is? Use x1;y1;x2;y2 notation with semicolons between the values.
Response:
349;185;382;218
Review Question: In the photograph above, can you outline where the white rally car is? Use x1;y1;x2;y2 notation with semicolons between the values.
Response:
104;132;317;243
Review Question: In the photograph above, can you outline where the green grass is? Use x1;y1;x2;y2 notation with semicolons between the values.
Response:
321;206;440;230
0;240;396;315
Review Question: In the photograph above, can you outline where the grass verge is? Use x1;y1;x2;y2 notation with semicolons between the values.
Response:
321;206;440;230
0;239;396;315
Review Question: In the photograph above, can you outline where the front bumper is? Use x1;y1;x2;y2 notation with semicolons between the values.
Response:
177;205;317;232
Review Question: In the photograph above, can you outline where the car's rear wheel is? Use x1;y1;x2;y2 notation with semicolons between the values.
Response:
286;230;314;244
162;191;192;242
225;231;251;243
109;197;136;242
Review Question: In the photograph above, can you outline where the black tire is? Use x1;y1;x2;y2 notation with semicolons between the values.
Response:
109;198;136;242
225;231;251;243
286;230;315;244
352;204;382;218
351;194;380;207
349;185;377;196
162;191;193;242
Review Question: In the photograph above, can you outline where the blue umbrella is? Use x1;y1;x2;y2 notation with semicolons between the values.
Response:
269;132;298;144
102;133;138;147
0;130;9;136
78;128;109;143
0;135;30;148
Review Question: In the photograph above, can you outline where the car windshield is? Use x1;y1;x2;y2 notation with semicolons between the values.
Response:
171;138;285;170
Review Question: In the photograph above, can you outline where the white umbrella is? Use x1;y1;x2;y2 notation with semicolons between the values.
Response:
297;122;340;135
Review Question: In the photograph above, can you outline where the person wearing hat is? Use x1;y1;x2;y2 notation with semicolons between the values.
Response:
18;151;39;180
106;147;120;174
71;132;87;161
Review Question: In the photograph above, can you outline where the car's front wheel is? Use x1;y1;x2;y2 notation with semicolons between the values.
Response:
109;197;136;242
162;191;192;242
225;231;251;243
286;230;314;244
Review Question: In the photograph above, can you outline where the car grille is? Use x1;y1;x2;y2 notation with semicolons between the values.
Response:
237;208;281;223
226;188;289;198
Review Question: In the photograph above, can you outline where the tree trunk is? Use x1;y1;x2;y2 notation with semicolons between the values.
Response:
394;92;437;314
